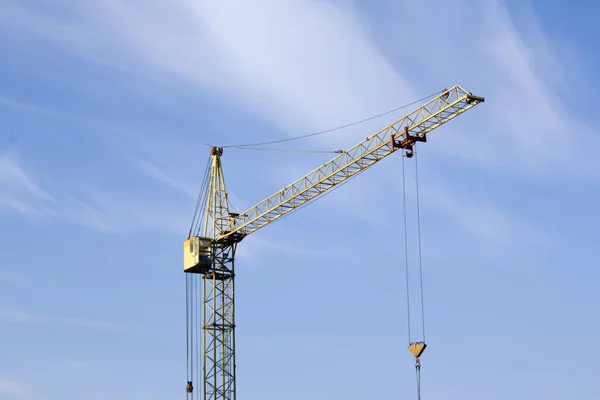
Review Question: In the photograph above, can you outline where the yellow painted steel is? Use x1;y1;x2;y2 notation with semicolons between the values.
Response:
408;341;427;358
184;85;484;400
217;86;484;243
193;149;238;400
183;237;196;271
203;148;232;240
184;236;212;273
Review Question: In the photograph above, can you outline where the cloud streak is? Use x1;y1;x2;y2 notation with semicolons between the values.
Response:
0;270;23;285
0;0;413;144
419;181;547;246
378;0;600;180
0;147;190;235
50;191;191;235
0;380;27;399
99;128;204;201
1;0;591;251
68;361;86;369
2;0;596;177
0;307;130;334
0;151;53;203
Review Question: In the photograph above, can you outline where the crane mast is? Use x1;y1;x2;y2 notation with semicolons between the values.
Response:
185;146;239;400
184;85;485;400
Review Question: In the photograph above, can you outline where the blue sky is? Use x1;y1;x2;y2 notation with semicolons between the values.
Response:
1;0;599;399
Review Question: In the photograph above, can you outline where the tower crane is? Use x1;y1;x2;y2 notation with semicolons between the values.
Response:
183;85;485;400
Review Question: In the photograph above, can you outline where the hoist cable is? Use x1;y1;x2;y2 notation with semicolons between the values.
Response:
196;275;201;399
190;276;195;400
189;157;209;237
222;146;343;154
401;152;412;344
402;148;426;400
219;90;444;148
415;149;426;342
416;365;422;400
186;274;190;382
196;160;212;236
186;275;202;399
192;160;212;238
189;157;212;238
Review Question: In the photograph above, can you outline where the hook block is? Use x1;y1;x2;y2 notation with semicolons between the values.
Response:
408;341;427;358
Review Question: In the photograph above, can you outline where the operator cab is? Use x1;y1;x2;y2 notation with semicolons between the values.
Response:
184;236;212;274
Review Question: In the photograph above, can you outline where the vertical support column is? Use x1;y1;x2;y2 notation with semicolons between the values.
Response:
202;242;236;400
189;146;242;400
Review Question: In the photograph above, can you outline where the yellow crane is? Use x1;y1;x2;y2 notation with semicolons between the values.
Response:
183;86;485;400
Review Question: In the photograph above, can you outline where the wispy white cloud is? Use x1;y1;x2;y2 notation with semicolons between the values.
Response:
420;182;547;246
0;151;54;216
377;0;600;180
0;0;413;145
3;0;596;178
0;147;190;235
99;128;204;200
0;269;23;285
0;95;107;134
8;0;596;179
0;307;130;334
0;197;34;214
0;151;53;203
0;380;27;399
129;156;198;199
68;361;86;369
235;229;352;268
0;96;47;113
97;128;260;224
0;96;69;120
62;316;130;333
0;0;592;252
54;192;190;235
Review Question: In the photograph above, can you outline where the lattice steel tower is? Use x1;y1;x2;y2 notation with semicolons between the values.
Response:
185;146;245;400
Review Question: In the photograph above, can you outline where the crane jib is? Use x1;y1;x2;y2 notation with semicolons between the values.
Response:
216;86;484;243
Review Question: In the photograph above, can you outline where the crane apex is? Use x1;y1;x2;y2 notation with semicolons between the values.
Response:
210;146;224;156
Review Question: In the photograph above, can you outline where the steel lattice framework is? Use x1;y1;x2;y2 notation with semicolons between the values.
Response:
200;149;238;400
185;85;484;400
218;85;484;243
202;243;236;400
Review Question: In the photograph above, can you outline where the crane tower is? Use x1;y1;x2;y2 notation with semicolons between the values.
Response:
183;86;485;400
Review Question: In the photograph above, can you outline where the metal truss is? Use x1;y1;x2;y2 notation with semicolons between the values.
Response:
219;85;484;242
198;148;238;400
202;243;236;400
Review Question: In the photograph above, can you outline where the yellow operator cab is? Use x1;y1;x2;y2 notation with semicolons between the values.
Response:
184;236;212;273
